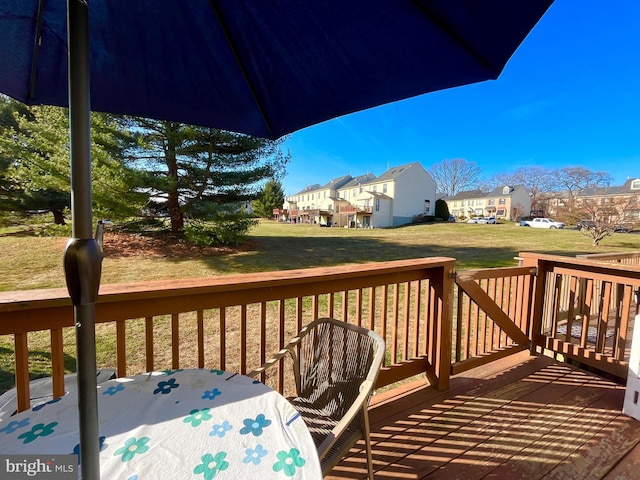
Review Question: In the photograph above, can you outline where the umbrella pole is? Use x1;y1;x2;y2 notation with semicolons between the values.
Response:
64;1;102;478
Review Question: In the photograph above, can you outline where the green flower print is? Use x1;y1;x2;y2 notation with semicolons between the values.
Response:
273;448;306;477
184;408;213;427
114;437;150;462
17;422;58;444
194;452;229;480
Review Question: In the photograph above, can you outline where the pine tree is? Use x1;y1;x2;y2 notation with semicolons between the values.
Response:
253;178;285;218
124;118;289;234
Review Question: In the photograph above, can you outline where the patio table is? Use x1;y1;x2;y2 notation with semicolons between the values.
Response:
0;369;322;479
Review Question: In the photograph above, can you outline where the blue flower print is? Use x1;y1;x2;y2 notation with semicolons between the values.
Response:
17;422;58;444
72;436;107;464
210;369;224;375
194;452;229;479
153;377;179;395
243;444;268;465
32;397;61;411
202;388;221;400
162;369;183;375
239;414;271;437
103;383;125;396
273;448;306;477
209;421;232;438
0;418;30;435
184;408;212;427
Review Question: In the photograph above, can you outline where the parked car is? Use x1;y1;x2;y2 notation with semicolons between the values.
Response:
477;217;496;224
576;219;595;230
467;218;479;224
577;219;631;233
523;217;566;229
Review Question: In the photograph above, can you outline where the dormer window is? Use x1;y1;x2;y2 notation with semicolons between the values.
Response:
502;186;510;195
631;179;640;190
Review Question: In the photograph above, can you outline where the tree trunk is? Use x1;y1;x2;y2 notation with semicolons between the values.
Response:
165;123;184;234
52;208;66;225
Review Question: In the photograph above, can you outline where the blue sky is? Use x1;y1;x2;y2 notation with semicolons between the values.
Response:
281;1;640;196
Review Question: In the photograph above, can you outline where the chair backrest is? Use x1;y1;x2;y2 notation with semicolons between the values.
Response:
296;318;385;418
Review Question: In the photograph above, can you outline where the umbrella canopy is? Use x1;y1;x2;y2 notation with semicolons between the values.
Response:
1;1;553;140
0;1;553;478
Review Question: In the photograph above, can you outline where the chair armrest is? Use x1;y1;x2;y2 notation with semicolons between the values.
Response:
316;379;374;458
247;345;295;378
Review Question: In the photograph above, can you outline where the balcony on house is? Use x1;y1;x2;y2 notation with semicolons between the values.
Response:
339;205;373;214
1;252;640;478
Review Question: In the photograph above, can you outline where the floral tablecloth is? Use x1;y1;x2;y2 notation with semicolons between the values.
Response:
0;369;322;479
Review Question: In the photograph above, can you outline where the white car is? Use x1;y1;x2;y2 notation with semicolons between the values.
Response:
524;217;566;229
467;218;479;224
477;217;496;224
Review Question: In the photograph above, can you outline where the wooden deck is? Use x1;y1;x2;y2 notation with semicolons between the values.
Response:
326;351;640;480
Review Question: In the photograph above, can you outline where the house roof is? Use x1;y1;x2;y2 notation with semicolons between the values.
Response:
578;178;640;197
373;161;422;183
322;175;352;190
341;173;376;188
292;183;321;195
446;189;485;200
447;185;525;200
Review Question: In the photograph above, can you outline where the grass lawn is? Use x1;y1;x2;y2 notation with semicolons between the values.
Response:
1;220;639;392
2;220;640;291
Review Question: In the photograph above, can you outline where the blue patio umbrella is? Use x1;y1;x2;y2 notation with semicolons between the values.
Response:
0;1;553;477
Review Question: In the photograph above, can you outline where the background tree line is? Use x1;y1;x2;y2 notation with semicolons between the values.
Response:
429;158;638;245
0;95;288;245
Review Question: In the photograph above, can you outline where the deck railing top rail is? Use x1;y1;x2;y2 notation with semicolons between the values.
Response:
575;251;640;263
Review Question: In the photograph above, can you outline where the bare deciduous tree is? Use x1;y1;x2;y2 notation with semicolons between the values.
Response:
491;166;555;211
577;197;638;246
553;167;612;222
429;158;481;197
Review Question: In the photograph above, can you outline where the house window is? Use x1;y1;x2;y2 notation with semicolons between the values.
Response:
424;199;431;213
375;198;380;211
496;209;506;217
353;189;357;197
488;199;495;206
503;186;510;195
499;199;506;205
372;185;377;192
632;179;640;190
383;183;388;193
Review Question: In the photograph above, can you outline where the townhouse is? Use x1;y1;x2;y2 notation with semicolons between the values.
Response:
445;185;531;221
280;162;436;228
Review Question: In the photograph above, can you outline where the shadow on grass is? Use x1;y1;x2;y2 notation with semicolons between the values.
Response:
180;231;578;274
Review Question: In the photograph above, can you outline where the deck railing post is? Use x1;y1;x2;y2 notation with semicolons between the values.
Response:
430;262;455;391
520;254;547;355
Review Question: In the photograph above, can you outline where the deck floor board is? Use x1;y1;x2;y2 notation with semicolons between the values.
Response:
325;351;640;480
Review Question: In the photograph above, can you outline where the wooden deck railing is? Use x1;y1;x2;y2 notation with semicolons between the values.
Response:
451;265;536;375
520;252;640;379
0;257;455;413
2;252;639;415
